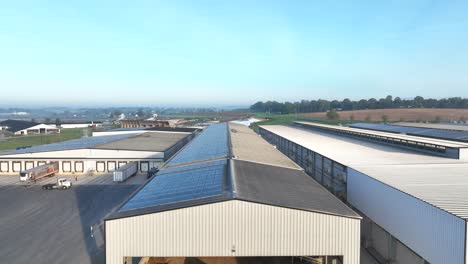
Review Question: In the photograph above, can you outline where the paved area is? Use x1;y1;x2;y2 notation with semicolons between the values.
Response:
0;174;379;264
0;173;148;187
0;174;143;264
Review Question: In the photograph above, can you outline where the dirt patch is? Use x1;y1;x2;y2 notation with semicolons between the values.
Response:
300;108;468;122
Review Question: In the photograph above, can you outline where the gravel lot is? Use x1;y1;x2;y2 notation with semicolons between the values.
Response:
0;175;142;264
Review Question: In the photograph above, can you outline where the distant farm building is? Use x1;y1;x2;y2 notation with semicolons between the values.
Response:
0;119;60;135
120;120;174;129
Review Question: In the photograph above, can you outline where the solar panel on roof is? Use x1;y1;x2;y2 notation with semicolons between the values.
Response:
410;130;468;140
0;134;134;155
166;123;228;166
349;123;468;142
120;160;226;211
349;123;424;134
159;159;226;175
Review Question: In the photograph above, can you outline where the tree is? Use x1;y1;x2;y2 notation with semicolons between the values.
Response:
44;117;51;124
55;118;61;126
249;95;468;116
384;95;393;108
414;96;424;108
342;98;353;110
368;98;378;109
394;97;402;108
250;101;265;112
326;109;340;120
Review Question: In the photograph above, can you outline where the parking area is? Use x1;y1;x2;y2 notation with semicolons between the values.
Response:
0;173;148;187
0;174;143;264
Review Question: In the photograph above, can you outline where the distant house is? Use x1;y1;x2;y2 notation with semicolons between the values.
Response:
0;120;60;135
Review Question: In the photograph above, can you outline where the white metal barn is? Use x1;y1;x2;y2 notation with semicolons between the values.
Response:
105;123;361;264
259;122;468;264
0;132;192;175
0;119;60;135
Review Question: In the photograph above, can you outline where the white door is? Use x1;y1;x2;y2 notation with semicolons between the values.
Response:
149;161;160;169
63;162;71;172
140;162;149;172
108;162;116;172
96;162;105;172
13;162;21;172
25;161;34;170
75;162;84;172
0;162;8;172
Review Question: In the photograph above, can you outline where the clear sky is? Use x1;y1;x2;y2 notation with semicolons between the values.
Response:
0;1;467;107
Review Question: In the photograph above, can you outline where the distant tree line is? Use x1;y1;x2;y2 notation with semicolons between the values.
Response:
250;96;468;114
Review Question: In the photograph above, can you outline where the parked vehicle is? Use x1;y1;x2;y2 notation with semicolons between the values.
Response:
113;162;138;182
42;178;72;190
20;162;59;182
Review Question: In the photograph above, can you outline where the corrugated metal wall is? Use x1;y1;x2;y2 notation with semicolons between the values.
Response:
348;168;466;264
106;200;360;264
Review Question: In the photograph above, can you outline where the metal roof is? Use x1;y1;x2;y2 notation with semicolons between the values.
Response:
261;125;462;166
233;159;359;218
229;123;301;170
109;123;359;220
295;121;468;148
93;132;189;152
260;125;468;220
0;119;39;132
354;163;468;219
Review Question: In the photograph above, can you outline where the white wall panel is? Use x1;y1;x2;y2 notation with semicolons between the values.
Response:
0;161;9;172
347;168;466;264
106;201;360;264
0;149;163;159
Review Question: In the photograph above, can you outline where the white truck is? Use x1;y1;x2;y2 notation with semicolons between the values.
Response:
113;162;138;182
42;178;72;190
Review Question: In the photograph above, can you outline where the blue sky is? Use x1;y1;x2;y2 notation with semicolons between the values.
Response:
0;1;467;107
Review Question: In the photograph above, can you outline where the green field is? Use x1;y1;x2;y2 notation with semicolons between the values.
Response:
0;128;90;151
250;113;354;132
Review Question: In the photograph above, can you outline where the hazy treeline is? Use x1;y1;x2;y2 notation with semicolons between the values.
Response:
250;96;468;114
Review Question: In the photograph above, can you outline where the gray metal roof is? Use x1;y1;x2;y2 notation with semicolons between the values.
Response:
109;123;359;220
93;132;189;152
260;125;468;220
0;119;39;132
229;123;302;170
354;163;468;220
233;159;359;218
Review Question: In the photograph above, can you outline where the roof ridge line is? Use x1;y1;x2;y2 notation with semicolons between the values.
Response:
232;158;304;171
